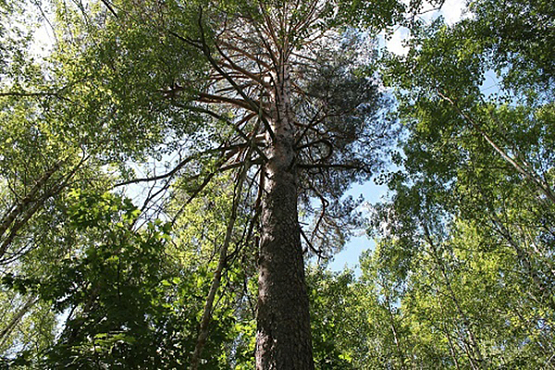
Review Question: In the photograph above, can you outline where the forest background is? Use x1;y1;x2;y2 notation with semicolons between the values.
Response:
0;0;554;368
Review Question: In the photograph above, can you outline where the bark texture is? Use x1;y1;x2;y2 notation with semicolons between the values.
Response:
255;68;314;370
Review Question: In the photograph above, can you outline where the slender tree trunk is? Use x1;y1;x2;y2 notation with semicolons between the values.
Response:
190;151;251;369
384;293;407;370
423;225;486;369
255;65;314;369
0;296;38;348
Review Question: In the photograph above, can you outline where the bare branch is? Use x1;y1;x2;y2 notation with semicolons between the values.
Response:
196;9;276;142
113;145;242;187
197;92;259;112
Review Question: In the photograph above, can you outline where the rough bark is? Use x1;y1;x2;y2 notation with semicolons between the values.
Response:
255;67;314;369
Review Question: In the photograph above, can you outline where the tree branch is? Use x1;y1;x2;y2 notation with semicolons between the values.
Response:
114;145;245;187
196;8;276;142
437;90;555;205
196;92;259;112
297;163;368;172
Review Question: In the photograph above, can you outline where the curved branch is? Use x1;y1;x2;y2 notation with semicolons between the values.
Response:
297;162;368;172
214;42;271;88
182;105;269;162
196;8;276;142
114;145;245;187
197;92;259;112
218;40;272;70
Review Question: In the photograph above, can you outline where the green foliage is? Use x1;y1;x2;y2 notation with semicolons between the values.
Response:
0;189;255;369
2;0;554;368
50;0;209;160
308;268;361;369
470;0;555;95
363;0;555;367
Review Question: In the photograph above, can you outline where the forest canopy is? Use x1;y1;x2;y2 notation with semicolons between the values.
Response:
0;0;554;368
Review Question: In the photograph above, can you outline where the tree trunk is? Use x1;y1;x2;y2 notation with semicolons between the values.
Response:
255;66;314;369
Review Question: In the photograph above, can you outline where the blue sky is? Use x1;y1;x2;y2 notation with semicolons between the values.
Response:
328;181;388;273
328;0;468;273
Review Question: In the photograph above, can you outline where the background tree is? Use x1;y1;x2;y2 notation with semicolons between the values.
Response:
363;0;555;367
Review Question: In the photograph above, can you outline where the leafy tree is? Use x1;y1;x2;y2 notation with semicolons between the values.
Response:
0;2;121;362
364;0;555;367
307;267;365;369
1;189;253;369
